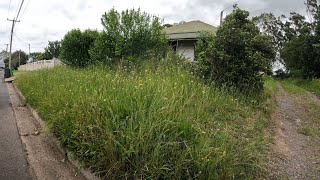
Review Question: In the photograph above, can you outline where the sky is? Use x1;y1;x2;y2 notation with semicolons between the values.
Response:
0;0;307;53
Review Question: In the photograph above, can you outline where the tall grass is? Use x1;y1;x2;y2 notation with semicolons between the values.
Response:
285;79;320;96
16;60;272;179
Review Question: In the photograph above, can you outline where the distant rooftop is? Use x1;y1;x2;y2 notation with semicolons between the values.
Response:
163;20;217;40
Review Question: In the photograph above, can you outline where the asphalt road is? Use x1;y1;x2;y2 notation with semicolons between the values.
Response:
0;69;31;180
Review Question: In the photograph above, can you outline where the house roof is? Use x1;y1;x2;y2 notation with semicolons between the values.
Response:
163;20;217;40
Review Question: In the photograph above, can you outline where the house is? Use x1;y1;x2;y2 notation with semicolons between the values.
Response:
164;20;217;61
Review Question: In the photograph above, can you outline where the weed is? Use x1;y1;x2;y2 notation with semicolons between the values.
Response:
15;61;273;179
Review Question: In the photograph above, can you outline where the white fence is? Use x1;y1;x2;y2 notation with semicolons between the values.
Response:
18;58;62;71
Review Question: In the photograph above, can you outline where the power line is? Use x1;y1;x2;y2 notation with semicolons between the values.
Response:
223;0;241;12
20;0;31;20
213;0;241;26
13;32;29;45
15;0;25;21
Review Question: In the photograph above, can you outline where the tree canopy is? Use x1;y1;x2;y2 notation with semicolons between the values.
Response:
44;40;61;59
253;0;320;78
89;8;168;66
197;8;275;93
60;29;99;68
4;50;28;69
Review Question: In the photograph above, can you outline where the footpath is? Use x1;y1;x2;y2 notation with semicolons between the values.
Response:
0;70;31;180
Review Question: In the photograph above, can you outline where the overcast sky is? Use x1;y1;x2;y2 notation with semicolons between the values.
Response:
0;0;307;53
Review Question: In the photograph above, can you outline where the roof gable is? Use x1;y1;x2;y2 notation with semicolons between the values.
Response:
164;21;217;40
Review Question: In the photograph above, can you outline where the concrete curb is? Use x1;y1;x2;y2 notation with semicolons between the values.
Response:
12;84;100;180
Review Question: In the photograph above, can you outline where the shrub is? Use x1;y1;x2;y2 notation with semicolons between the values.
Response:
60;29;99;68
89;8;168;65
196;8;275;93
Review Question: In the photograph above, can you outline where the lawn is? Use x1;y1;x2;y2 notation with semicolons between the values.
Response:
15;62;275;179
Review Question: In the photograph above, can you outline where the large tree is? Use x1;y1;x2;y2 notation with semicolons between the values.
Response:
253;0;320;78
197;7;275;93
60;29;99;68
4;50;28;69
89;8;168;65
44;40;61;59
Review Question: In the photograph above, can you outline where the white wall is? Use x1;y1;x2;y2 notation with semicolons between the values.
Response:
18;58;62;71
177;41;195;61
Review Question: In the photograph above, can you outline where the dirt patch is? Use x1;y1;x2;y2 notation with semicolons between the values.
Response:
7;83;86;180
269;82;320;179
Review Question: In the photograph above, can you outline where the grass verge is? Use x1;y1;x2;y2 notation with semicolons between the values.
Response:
280;80;320;139
282;78;320;96
15;62;274;179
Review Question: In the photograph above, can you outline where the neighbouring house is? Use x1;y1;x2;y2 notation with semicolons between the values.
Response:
164;20;217;61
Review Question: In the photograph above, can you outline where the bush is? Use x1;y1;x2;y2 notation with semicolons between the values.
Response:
89;8;168;65
60;29;99;68
196;8;275;93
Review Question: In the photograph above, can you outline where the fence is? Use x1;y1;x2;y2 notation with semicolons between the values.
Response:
18;58;62;71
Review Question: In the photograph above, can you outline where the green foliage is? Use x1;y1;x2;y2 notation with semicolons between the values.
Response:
30;52;45;61
281;36;320;78
4;50;28;69
60;29;99;68
254;0;320;79
15;58;272;179
197;8;275;93
89;8;168;65
44;40;61;59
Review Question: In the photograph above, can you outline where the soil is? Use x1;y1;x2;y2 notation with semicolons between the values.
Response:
269;82;320;179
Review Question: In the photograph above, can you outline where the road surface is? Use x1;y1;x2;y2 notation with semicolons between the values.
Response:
0;69;31;180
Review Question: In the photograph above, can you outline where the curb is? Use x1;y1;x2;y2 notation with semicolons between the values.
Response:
12;84;100;180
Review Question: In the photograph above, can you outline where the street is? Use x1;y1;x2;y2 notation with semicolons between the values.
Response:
0;69;31;180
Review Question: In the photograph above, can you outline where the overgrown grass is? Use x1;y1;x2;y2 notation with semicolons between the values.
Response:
283;78;320;96
15;61;273;179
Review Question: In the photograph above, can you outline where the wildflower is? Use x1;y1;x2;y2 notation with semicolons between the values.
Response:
139;80;144;86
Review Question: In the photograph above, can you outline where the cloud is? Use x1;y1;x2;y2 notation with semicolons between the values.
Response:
0;0;309;53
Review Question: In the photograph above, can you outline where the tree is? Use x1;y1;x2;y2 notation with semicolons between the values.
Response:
4;50;28;69
60;29;99;68
30;52;45;61
89;8;168;65
196;8;275;93
44;40;61;59
254;0;320;78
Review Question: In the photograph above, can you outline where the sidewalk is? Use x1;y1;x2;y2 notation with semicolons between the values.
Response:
0;70;32;180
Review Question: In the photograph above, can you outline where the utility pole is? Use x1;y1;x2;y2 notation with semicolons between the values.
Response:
28;44;31;62
220;10;224;26
4;44;9;59
7;18;20;74
19;50;21;66
7;0;25;76
5;44;8;52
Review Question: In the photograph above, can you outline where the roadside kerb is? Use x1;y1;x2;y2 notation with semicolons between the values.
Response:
12;84;100;180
